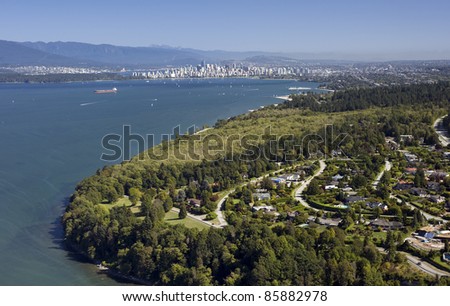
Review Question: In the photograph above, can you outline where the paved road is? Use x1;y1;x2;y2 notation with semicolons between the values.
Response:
403;252;450;278
433;115;450;147
214;194;229;228
391;195;446;223
171;207;222;229
372;159;392;188
214;166;291;228
376;247;450;277
293;160;326;211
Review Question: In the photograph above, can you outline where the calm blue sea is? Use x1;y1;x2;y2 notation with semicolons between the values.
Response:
0;78;320;285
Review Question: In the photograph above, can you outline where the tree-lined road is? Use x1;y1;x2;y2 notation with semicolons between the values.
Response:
377;247;450;278
294;160;326;211
434;115;450;147
372;159;392;188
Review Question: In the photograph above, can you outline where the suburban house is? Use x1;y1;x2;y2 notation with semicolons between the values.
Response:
287;211;300;219
405;167;417;175
393;182;414;191
307;216;342;227
344;195;365;205
370;218;403;230
410;188;428;198
270;177;286;184
428;171;448;181
325;184;338;190
252;192;271;201
366;201;388;211
278;173;302;182
315;217;342;227
427;181;442;192
252;205;276;212
416;230;436;240
187;198;202;208
400;135;414;143
428;195;445;203
403;152;418;163
332;174;345;181
385;138;400;150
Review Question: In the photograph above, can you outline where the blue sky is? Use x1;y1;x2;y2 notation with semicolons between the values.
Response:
1;0;450;59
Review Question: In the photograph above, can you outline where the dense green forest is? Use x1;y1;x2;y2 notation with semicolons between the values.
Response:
64;82;450;285
281;82;450;112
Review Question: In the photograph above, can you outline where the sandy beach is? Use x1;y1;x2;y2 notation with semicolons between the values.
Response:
275;95;292;101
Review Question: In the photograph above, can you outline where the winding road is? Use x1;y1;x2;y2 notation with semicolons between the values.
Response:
293;160;326;211
386;115;450;223
433;115;450;147
377;247;450;278
391;194;446;223
372;159;392;188
210;168;294;228
171;207;223;229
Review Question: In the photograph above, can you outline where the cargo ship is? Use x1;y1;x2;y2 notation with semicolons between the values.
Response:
94;87;117;94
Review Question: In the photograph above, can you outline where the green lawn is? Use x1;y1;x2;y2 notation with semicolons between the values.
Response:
371;231;387;245
430;255;450;273
99;196;141;214
164;210;210;230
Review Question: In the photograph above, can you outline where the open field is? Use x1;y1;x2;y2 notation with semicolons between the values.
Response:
99;196;141;214
164;210;211;230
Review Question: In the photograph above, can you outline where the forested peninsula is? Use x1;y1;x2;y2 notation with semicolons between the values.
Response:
64;82;450;285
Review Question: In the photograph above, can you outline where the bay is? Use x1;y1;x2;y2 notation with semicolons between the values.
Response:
0;78;320;285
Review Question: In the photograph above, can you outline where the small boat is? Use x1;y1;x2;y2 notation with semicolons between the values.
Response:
97;263;109;271
94;87;117;94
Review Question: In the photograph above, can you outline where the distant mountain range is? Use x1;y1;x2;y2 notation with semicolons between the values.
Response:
1;39;448;68
0;40;90;66
0;39;295;68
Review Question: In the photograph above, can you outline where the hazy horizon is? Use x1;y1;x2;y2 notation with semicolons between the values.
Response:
1;0;450;61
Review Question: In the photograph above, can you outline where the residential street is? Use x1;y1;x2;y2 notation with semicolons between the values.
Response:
294;160;327;210
402;252;450;278
434;115;450;147
214;167;290;228
391;195;446;223
171;207;223;229
377;247;450;278
372;159;392;188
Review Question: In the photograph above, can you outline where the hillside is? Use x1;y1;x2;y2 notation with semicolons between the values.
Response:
0;39;301;68
63;82;450;286
21;41;206;67
0;40;86;66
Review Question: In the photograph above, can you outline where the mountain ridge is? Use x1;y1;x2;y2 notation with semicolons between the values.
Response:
1;39;302;68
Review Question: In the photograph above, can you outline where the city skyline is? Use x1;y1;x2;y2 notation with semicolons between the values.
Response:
1;0;450;60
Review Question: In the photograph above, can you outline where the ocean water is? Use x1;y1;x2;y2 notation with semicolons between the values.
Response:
0;78;320;285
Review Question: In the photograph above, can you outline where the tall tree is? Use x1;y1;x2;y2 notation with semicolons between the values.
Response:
179;203;187;219
414;168;425;188
129;187;143;206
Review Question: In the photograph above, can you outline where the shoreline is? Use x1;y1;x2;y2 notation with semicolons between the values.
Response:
0;75;304;85
275;95;292;101
59;78;319;285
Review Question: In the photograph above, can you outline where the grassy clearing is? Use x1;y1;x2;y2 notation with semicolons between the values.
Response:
99;196;142;214
106;107;382;183
371;231;387;241
164;210;210;230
